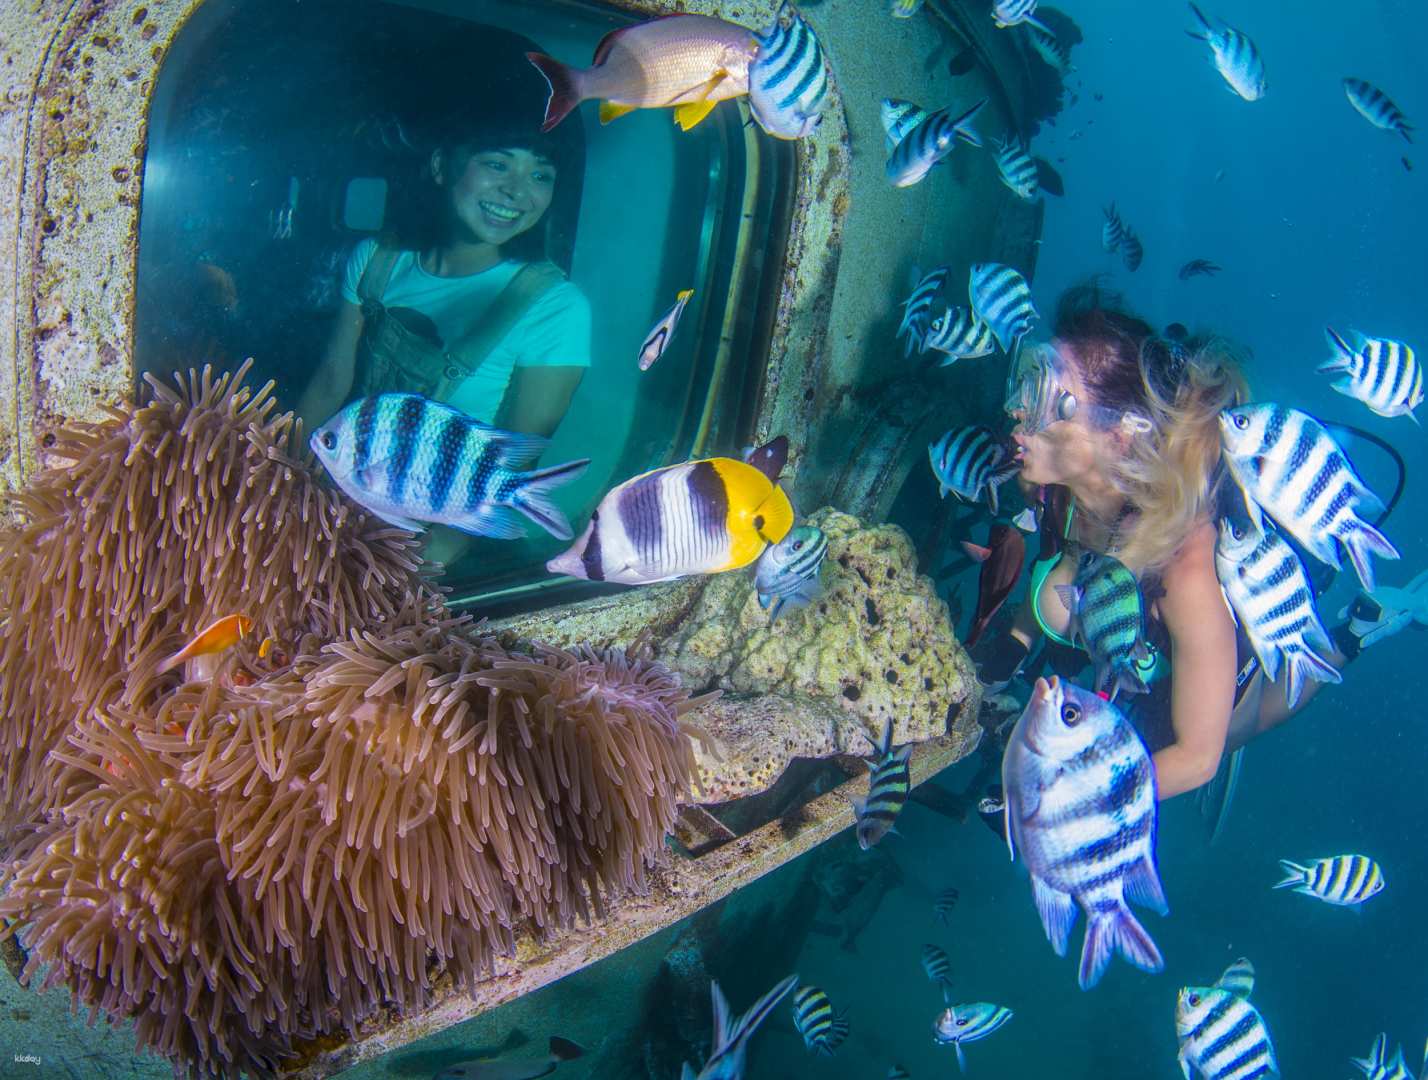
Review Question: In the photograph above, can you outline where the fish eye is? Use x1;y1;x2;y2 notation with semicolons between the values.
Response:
1231;522;1245;541
791;540;804;551
1187;993;1200;1006
1232;414;1249;430
319;431;337;451
957;1016;970;1027
1061;703;1081;726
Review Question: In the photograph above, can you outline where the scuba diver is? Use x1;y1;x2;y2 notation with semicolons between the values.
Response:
297;111;591;569
965;284;1420;824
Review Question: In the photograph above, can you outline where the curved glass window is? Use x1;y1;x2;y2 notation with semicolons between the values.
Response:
134;0;792;611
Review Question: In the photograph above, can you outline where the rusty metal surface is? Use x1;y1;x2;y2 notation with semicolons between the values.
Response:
281;731;973;1078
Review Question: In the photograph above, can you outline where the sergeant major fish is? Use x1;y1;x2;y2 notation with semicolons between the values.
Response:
898;266;951;356
433;1036;585;1080
924;306;996;363
1214;514;1340;709
1321;328;1423;421
932;1002;1013;1071
1275;854;1385;906
1003;676;1167;990
546;437;793;584
1352;1033;1415;1080
682;974;798;1080
886;99;987;188
1102;203;1125;253
890;0;924;16
920;944;953;1001
934;887;960;924
312;394;590;540
790;985;850;1056
882;98;929;153
1121;229;1144;272
639;289;694;371
1218;403;1400;591
968;262;1038;352
928;426;1020;515
992;135;1039;199
1054;551;1152;700
1179;258;1221;280
991;0;1050;34
749;3;831;139
1343;78;1413;143
755;524;828;622
852;718;913;850
527;14;759;132
1176;959;1278;1080
1186;4;1266;102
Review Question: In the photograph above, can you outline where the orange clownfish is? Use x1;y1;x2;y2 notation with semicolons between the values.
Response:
156;614;253;676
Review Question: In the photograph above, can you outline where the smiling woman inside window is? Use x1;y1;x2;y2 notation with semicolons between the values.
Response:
298;114;592;568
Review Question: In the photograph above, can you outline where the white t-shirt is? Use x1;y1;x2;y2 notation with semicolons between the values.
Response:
340;236;592;423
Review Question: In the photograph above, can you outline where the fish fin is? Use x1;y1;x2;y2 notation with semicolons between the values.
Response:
1030;876;1077;957
1214;957;1256;998
1177;1048;1192;1080
1078;904;1163;990
1321;326;1356;371
1341;520;1400;593
727;975;798;1056
951;97;987;147
600;101;639;124
1124;856;1169;915
1053;584;1079;613
489;431;553;471
526;52;584;132
675;98;720;130
368;505;427;532
744;435;789;482
508;457;590;540
1327;377;1358;397
960;541;992;563
1280;646;1341;710
449;505;528;540
1024;13;1052;35
709;981;734;1050
1273;859;1308;889
955;1041;967;1072
549;1036;585;1061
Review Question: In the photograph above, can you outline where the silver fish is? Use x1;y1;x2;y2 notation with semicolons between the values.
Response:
924;305;996;363
928;426;1019;515
1321;328;1423;421
433;1037;585;1080
1343;78;1413;143
886;99;987;188
932;1002;1013;1071
1275;854;1384;906
1214;514;1340;709
311;394;589;540
1003;676;1166;990
1218;403;1399;591
639;289;694;371
749;3;831;140
993;134;1039;199
968;262;1038;351
1176;960;1277;1080
683;974;798;1080
1186;4;1266;102
755;524;828;622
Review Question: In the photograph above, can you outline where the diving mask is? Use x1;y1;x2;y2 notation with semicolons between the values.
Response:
1004;341;1154;437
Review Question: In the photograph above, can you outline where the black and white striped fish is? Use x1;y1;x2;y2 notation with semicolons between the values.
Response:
1214;514;1340;709
933;887;960;924
639;289;694;371
1054;551;1151;700
683;974;797;1080
1027;24;1073;77
932;1002;1014;1071
898;265;951;356
546;437;794;584
1352;1033;1415;1080
886;98;987;188
311;393;590;540
968;262;1038;352
1003;676;1166;990
1344;78;1413;143
881;98;928;153
924;306;996;363
991;0;1050;34
1275;854;1385;906
791;985;850;1056
1186;4;1266;102
1121;229;1144;272
1176;959;1277;1080
853;718;912;850
1218;403;1400;591
920;944;953;999
1179;258;1221;280
928;426;1019;515
993;135;1039;199
749;3;831;140
1102;203;1125;252
1322;328;1423;421
755;524;828;622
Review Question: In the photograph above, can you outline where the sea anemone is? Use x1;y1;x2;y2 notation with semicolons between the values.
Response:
0;364;707;1077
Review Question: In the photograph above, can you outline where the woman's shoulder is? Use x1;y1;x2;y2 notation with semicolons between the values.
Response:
1157;519;1225;612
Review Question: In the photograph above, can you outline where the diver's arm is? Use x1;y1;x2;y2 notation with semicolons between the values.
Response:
495;365;585;438
1152;523;1239;799
1253;642;1347;733
298;300;363;430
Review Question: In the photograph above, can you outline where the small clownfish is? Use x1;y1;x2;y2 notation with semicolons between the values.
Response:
546;437;794;585
155;614;253;676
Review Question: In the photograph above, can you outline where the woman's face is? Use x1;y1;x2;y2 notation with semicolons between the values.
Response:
439;146;556;248
1011;341;1117;487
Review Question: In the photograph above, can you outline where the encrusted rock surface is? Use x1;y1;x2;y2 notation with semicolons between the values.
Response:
664;506;980;801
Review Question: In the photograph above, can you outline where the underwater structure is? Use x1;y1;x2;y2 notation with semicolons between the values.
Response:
0;0;1065;1075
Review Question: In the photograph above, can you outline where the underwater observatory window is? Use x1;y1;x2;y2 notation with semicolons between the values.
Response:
133;0;794;615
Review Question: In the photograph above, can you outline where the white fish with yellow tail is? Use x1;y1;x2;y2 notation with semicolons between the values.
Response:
748;3;831;140
547;437;794;584
526;14;759;133
639;289;695;371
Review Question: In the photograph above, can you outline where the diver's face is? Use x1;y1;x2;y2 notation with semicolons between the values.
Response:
1011;341;1114;486
440;147;556;249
